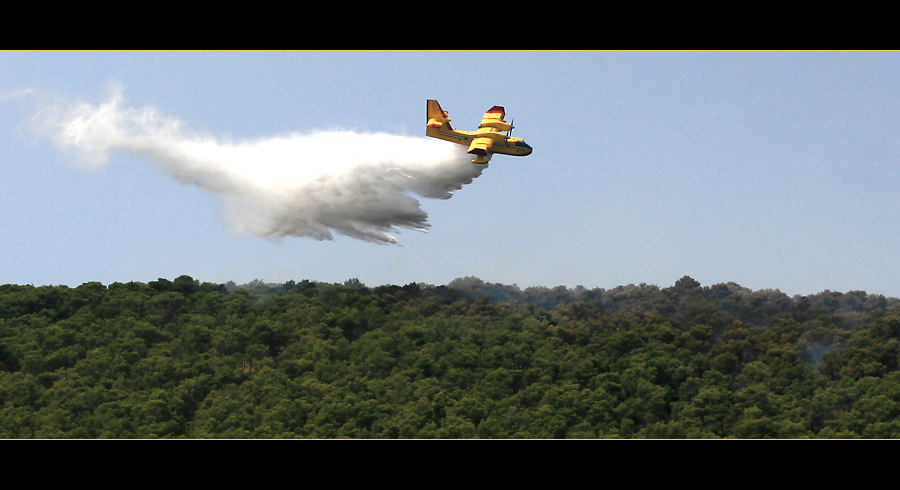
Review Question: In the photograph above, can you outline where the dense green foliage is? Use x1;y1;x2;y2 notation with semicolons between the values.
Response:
2;274;900;438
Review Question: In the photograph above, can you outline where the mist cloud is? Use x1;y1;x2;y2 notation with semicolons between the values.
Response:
27;84;484;244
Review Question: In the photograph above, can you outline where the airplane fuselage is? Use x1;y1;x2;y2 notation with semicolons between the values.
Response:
426;125;532;159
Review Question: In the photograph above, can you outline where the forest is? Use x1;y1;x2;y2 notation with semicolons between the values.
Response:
2;274;900;438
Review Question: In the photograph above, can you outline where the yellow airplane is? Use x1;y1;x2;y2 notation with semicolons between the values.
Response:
426;99;532;164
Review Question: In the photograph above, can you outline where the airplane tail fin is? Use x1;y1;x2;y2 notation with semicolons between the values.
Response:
426;99;452;130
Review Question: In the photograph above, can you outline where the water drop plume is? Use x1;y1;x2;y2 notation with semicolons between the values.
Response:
30;84;484;244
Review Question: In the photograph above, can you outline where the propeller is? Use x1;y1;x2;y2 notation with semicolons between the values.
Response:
508;119;514;139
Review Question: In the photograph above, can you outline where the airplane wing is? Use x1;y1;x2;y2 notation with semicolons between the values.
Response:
465;105;510;164
478;106;512;132
467;136;494;158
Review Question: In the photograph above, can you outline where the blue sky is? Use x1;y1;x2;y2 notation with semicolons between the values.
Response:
2;51;900;297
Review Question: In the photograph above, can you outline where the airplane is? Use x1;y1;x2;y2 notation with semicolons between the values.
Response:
426;99;532;164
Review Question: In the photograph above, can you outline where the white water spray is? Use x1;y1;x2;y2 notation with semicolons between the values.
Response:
28;85;484;244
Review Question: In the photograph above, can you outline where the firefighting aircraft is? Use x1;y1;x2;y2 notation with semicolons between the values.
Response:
426;99;532;164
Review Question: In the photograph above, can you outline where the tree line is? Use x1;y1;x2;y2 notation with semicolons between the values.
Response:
1;274;899;438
